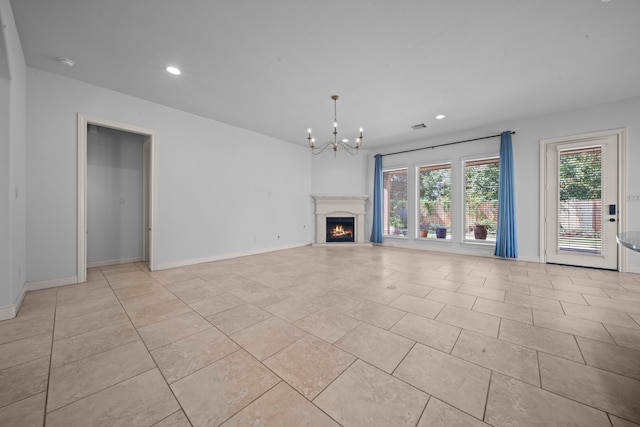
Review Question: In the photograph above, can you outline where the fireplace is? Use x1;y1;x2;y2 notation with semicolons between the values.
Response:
326;217;355;243
312;195;371;245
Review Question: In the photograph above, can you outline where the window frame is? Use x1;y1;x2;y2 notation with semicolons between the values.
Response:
462;155;500;245
416;162;452;241
382;166;409;238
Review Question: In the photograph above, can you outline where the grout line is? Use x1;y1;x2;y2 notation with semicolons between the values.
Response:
42;287;59;424
482;370;493;422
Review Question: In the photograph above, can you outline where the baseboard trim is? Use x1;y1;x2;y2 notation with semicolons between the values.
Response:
0;304;18;321
0;284;28;321
311;243;373;247
87;256;143;268
625;265;640;274
25;275;78;291
0;305;17;321
380;240;541;263
155;242;312;270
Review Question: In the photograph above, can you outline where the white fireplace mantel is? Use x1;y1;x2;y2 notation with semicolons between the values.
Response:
312;195;370;245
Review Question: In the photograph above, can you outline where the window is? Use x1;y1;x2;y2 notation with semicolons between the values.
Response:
558;146;602;253
383;168;408;236
464;157;499;242
418;163;451;239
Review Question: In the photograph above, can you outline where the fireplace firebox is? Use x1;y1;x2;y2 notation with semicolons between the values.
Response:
326;217;355;243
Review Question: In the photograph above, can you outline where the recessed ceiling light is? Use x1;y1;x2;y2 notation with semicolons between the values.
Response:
58;57;75;67
435;114;446;120
166;66;181;75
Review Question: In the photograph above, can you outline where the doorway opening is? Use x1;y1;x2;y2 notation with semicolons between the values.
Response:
540;129;626;271
77;114;156;282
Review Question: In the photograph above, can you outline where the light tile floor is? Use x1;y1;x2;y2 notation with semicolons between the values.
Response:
1;246;640;426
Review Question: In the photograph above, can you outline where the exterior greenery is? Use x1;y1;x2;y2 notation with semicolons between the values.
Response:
419;166;451;235
384;169;408;234
559;150;601;201
465;159;499;237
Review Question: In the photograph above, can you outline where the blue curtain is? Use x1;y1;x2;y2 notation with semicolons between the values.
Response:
494;131;518;258
370;154;384;243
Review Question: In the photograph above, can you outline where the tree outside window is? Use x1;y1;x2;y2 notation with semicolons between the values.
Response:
418;163;451;239
465;158;499;241
383;168;408;236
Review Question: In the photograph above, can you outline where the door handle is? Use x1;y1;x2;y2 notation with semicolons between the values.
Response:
609;218;616;222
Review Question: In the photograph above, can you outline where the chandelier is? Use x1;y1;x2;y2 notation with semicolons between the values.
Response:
307;95;364;155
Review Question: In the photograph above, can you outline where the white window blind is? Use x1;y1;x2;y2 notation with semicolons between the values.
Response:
557;146;604;255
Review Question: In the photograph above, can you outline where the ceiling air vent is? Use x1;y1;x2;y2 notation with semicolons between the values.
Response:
411;123;427;130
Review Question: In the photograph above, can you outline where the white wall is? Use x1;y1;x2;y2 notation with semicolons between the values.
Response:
26;68;313;283
0;0;27;319
311;149;370;197
366;96;640;271
87;126;144;265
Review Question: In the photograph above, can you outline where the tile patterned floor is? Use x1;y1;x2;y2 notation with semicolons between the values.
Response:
1;246;640;426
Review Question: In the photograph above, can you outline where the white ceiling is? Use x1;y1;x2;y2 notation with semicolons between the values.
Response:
10;0;640;149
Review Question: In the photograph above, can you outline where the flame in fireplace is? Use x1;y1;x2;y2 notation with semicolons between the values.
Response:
331;225;353;238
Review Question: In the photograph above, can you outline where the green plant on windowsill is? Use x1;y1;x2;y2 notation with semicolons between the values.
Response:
389;214;402;235
390;214;402;228
474;217;495;240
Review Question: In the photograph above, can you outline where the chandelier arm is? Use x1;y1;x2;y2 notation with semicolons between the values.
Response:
310;141;334;156
338;141;360;156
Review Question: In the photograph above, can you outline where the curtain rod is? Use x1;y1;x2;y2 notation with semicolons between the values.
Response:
380;131;516;157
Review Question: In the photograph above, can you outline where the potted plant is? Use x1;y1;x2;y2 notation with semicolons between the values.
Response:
389;214;402;235
435;225;447;239
419;223;429;238
474;219;494;240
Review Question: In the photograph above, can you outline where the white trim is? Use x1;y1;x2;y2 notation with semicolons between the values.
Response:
626;266;640;274
87;256;144;269
618;130;627;273
77;116;87;282
539;128;627;271
155;242;312;270
312;243;373;247
77;114;158;283
15;284;27;309
383;239;504;259
539;140;547;264
25;276;78;291
0;306;17;321
0;286;28;321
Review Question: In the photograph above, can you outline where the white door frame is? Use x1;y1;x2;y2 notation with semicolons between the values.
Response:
77;114;157;282
539;128;627;272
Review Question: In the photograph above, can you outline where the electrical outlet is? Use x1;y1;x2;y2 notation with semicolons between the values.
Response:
627;195;640;202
